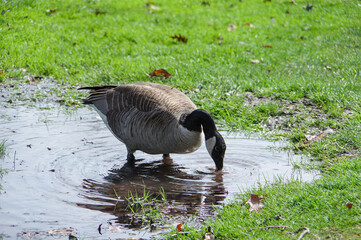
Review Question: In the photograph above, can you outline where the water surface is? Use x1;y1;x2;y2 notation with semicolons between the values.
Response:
0;103;316;239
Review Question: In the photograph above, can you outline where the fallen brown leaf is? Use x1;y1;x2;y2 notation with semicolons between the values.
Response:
262;45;273;48
245;194;267;212
94;9;107;15
176;222;184;231
228;24;237;31
46;227;76;236
170;34;188;43
46;9;56;13
28;75;36;84
305;128;335;143
149;69;171;78
145;2;154;7
98;224;102;235
244;22;255;28
346;202;353;209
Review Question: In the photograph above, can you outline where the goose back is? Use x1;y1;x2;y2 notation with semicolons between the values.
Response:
82;83;202;154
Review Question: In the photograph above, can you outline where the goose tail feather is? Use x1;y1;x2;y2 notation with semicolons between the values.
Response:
77;85;118;91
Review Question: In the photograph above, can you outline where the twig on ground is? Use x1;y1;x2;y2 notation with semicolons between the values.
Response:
262;225;288;231
296;227;310;240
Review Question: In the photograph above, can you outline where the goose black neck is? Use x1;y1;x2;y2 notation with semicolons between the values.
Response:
180;109;217;139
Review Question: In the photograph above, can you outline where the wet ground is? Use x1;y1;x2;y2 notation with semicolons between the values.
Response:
0;102;317;239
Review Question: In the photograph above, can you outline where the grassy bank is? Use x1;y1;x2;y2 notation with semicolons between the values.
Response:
1;0;361;238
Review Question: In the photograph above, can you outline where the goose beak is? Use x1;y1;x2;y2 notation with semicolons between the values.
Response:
215;159;223;171
205;132;226;172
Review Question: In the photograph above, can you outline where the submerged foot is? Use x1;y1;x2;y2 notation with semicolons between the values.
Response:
162;154;173;165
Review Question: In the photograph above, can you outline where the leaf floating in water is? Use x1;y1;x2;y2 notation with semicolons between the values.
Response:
170;34;188;43
98;224;102;235
47;227;77;236
149;69;171;78
27;144;32;148
108;222;124;233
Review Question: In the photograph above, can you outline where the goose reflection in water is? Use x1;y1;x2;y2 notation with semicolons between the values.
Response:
78;158;226;226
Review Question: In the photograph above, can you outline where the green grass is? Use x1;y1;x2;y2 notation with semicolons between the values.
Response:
118;187;169;230
168;158;361;239
1;0;361;238
0;140;5;158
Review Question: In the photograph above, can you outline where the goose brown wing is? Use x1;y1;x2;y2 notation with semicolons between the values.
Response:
80;83;196;116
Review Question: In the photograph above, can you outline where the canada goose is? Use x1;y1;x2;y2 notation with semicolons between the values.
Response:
78;82;226;171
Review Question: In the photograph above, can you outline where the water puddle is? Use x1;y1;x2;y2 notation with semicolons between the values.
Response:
0;103;317;239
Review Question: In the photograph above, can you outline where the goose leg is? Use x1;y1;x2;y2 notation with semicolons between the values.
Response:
162;154;173;164
127;148;135;162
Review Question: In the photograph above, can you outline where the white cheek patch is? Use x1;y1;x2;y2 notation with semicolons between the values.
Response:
206;136;216;155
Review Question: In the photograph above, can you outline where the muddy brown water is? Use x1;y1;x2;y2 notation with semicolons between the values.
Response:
0;103;317;239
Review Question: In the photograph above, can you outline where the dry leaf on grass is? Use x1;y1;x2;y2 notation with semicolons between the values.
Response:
245;194;267;212
149;69;171;78
346;202;353;209
170;34;188;43
243;22;255;28
305;127;335;143
176;222;184;231
228;24;237;31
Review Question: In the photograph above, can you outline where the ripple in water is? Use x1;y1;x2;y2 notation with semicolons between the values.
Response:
0;103;317;239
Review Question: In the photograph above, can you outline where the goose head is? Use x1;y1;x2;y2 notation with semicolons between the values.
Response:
181;109;226;171
205;131;226;171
